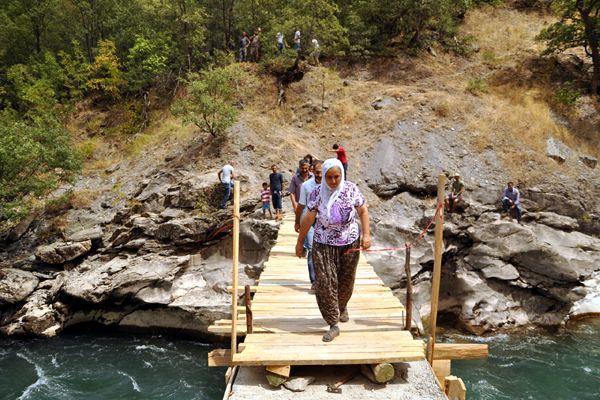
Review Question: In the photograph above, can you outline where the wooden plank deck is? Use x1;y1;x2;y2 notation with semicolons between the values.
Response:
208;214;425;366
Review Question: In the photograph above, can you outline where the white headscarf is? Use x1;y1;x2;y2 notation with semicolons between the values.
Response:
318;158;346;227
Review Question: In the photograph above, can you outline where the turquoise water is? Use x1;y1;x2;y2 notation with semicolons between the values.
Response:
451;320;600;400
1;321;599;399
0;332;226;400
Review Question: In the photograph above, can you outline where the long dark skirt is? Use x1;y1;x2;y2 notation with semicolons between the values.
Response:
312;238;361;326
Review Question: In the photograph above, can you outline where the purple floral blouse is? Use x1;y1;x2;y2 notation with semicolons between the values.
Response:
307;181;365;246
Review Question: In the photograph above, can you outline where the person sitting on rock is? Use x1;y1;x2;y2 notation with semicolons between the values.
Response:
501;181;522;223
445;172;465;213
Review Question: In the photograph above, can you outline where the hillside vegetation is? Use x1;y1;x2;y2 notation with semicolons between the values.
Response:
0;0;598;228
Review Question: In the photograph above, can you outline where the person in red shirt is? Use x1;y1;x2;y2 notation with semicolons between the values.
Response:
331;144;348;177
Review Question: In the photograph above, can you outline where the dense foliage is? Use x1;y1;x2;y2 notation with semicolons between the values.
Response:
538;0;600;94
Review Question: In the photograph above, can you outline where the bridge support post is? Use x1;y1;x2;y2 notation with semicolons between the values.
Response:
230;180;240;359
427;174;445;365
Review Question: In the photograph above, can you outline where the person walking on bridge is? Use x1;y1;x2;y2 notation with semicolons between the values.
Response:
218;161;235;209
269;164;284;221
295;158;371;342
295;160;323;290
288;159;313;212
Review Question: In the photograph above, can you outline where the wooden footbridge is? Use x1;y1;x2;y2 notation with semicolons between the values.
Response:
208;179;487;398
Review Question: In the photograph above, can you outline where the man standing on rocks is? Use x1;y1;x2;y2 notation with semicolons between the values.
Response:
502;181;522;223
295;160;323;290
218;161;235;209
445;172;465;213
269;164;284;221
288;159;313;212
330;144;348;177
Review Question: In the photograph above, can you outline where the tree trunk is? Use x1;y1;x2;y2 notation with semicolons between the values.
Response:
578;1;600;94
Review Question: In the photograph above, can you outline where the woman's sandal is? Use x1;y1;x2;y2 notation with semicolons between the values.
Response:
322;325;340;342
340;309;349;323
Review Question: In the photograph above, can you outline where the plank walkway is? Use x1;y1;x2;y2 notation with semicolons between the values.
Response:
208;214;425;366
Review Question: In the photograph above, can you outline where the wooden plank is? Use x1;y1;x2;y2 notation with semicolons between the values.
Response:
208;349;231;367
265;365;291;378
433;343;488;360
231;350;425;366
243;331;415;344
432;359;451;386
231;182;240;357
445;376;467;400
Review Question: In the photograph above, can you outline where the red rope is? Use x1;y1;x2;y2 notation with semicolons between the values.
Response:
345;202;443;254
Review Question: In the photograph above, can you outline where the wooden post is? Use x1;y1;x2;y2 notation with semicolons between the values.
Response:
405;243;413;331
427;174;445;365
230;181;240;359
245;284;253;334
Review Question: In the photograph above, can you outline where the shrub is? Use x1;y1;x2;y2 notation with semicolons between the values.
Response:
467;78;488;95
0;111;80;222
172;64;249;137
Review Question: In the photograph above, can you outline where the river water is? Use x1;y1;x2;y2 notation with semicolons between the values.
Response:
1;320;598;400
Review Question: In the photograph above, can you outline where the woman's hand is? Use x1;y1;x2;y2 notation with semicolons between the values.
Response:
361;234;371;250
295;240;304;258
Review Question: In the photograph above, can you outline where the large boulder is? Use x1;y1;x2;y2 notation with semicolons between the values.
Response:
468;220;600;287
0;269;39;304
35;240;92;264
62;254;189;303
0;277;68;337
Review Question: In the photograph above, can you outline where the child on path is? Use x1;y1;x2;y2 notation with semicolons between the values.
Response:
260;182;273;219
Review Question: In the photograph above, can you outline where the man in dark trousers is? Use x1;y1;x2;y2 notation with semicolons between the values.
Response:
269;164;284;221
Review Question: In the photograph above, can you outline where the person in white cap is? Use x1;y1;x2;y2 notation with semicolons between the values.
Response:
444;172;464;213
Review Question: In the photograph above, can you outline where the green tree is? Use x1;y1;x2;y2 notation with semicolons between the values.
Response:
538;0;600;95
172;64;248;137
87;40;124;99
126;35;172;91
0;110;80;221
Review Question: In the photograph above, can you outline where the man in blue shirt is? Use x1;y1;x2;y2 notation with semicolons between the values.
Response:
501;181;522;223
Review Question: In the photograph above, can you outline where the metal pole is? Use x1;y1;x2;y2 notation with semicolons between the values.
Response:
427;174;446;365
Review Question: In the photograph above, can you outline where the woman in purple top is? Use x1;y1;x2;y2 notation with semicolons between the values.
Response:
295;158;371;342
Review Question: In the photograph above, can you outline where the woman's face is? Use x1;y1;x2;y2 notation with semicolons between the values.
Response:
325;167;342;189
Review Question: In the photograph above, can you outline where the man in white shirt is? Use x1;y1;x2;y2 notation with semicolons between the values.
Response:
294;160;322;289
294;30;301;52
218;161;235;209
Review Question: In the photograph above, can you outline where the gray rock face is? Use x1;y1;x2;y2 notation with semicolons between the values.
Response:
66;226;104;242
284;376;316;392
0;269;39;304
62;255;189;303
546;137;571;163
35;240;92;264
468;220;600;285
580;155;598;169
522;212;578;231
371;97;396;110
0;277;68;337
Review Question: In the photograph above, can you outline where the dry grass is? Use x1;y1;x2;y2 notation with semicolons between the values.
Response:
69;189;99;209
462;6;554;62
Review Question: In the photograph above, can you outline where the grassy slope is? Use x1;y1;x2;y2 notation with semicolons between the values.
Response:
68;6;599;210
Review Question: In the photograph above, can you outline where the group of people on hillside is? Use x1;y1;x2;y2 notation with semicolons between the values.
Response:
239;28;262;62
240;29;321;65
217;145;523;343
